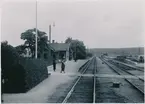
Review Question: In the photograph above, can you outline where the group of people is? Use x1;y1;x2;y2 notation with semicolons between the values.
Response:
52;55;65;73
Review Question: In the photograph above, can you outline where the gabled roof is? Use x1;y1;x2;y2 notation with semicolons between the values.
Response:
48;43;70;52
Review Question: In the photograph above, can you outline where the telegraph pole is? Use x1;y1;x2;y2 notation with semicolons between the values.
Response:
35;0;38;59
49;25;51;43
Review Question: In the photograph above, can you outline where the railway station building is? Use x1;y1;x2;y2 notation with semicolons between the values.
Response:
48;42;72;61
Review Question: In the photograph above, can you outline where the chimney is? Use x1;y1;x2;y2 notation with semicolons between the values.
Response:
52;40;55;43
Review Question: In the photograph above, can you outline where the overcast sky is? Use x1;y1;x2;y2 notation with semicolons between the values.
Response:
1;0;145;48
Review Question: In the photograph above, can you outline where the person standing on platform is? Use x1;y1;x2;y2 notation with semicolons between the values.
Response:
60;60;65;73
53;54;56;72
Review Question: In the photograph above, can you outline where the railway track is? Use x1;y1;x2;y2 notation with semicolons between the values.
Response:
111;59;144;72
62;57;97;103
100;58;144;96
108;59;144;82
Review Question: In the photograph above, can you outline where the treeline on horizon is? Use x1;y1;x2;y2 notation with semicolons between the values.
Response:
89;47;144;56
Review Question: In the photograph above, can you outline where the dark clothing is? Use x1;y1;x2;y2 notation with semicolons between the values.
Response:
53;63;56;71
53;54;56;71
53;60;56;71
61;62;65;72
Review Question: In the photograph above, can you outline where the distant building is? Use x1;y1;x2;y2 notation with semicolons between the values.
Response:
16;42;73;62
48;43;72;61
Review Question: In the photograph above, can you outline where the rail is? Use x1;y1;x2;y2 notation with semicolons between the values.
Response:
100;58;144;96
93;57;96;103
112;59;144;72
62;57;95;103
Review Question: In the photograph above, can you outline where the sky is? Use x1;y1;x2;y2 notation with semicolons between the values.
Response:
1;0;145;48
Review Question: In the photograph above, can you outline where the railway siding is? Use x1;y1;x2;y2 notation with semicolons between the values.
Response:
101;58;144;96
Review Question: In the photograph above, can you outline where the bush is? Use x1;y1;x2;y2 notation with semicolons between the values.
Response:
1;43;48;93
1;43;20;72
86;52;93;57
20;58;48;92
139;56;144;63
1;43;26;93
77;53;86;59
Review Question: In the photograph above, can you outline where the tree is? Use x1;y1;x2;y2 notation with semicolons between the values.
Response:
70;40;86;59
65;38;86;60
15;45;27;56
86;52;93;57
1;40;8;46
21;28;48;58
65;37;72;43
